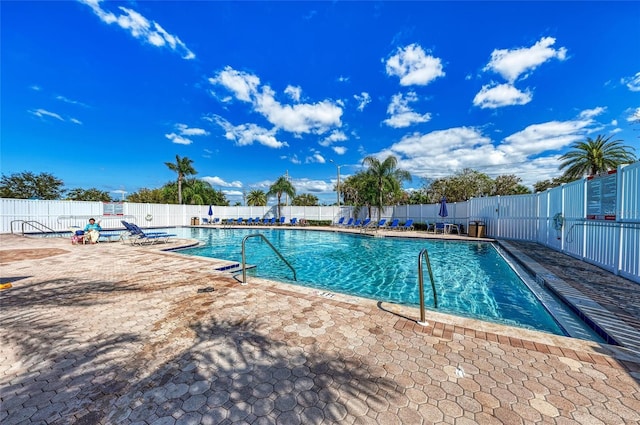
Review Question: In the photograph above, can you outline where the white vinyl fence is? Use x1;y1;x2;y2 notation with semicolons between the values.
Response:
2;162;639;283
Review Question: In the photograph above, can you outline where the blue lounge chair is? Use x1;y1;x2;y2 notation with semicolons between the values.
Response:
122;221;176;245
387;219;399;230
350;219;362;227
278;216;286;225
401;219;414;231
334;217;345;226
360;218;371;227
267;217;276;225
375;219;387;228
343;218;354;227
245;218;254;225
253;217;261;225
289;218;298;226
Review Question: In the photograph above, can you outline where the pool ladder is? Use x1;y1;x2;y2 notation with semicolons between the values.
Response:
417;248;438;326
11;220;61;237
241;234;297;285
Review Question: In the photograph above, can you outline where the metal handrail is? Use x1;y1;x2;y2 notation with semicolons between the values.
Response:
10;220;60;237
241;234;297;285
417;248;438;326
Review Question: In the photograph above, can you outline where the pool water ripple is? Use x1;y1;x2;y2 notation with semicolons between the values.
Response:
176;228;565;335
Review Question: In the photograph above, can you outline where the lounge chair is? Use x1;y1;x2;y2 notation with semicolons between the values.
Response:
245;218;254;225
334;217;345;226
266;217;277;225
278;217;286;225
359;218;371;227
386;219;399;230
349;219;362;228
289;218;298;226
434;223;445;234
343;218;354;227
375;219;387;228
401;219;414;231
122;221;176;245
253;217;262;225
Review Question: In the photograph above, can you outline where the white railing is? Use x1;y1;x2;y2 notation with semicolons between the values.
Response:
1;162;638;283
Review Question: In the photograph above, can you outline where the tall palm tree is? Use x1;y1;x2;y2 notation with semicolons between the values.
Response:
362;155;411;219
164;155;197;204
267;175;296;218
559;135;636;179
246;189;267;206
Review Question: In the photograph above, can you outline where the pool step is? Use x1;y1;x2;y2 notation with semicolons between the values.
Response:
214;263;256;275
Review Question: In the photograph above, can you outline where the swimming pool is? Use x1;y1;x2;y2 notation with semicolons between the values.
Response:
170;227;598;337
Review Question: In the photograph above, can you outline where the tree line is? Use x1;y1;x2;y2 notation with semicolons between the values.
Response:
1;135;636;207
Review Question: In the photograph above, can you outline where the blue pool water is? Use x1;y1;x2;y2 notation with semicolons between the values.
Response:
174;227;568;335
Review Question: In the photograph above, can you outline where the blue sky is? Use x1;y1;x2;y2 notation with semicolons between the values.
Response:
2;1;639;204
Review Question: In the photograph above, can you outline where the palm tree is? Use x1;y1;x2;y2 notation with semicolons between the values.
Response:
559;135;636;179
164;155;197;204
267;175;296;218
362;155;411;219
247;189;267;206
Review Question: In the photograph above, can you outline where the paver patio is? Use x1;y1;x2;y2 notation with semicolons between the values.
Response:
1;231;639;424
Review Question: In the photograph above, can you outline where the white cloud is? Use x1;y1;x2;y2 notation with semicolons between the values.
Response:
385;43;445;86
372;109;599;188
484;36;567;83
305;151;325;164
473;83;532;109
354;92;371;111
578;107;605;119
175;123;209;136
202;176;243;188
165;123;209;145
337;76;350;83
291;178;333;193
319;130;347;147
212;115;288;148
383;92;431;128
30;85;42;91
332;146;347;155
79;0;195;60
209;66;260;102
254;87;342;135
29;108;64;121
622;72;640;92
56;95;89;107
70;118;83;125
210;66;343;135
627;107;640;122
284;85;302;102
501;119;593;156
165;133;192;145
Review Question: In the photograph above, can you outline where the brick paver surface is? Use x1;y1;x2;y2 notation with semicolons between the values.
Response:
1;233;639;424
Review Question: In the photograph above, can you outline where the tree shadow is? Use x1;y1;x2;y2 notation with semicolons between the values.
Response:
0;277;143;308
103;317;401;424
2;300;401;425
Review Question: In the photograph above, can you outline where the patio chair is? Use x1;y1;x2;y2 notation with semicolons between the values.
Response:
359;218;371;227
278;216;286;225
343;218;354;227
289;218;298;226
386;219;400;230
434;223;445;234
253;217;262;225
123;221;176;245
374;219;387;228
334;217;345;226
401;219;414;231
245;218;254;225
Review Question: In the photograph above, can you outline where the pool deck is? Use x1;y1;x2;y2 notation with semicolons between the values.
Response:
1;227;639;424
